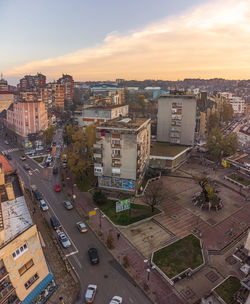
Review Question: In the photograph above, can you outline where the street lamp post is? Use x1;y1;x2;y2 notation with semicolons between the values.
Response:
94;208;105;230
144;258;156;283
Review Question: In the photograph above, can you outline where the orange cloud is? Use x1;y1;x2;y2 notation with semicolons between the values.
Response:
5;0;250;80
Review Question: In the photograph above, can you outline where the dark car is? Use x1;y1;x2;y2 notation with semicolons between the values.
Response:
23;163;30;170
88;248;99;265
52;167;58;174
6;154;12;160
33;190;43;200
46;147;52;152
50;216;61;230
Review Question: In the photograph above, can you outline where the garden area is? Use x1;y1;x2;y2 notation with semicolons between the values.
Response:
214;276;241;304
32;156;45;164
152;234;203;278
95;196;160;226
228;173;250;187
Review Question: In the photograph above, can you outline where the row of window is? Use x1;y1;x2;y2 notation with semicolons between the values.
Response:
12;243;28;259
25;273;39;290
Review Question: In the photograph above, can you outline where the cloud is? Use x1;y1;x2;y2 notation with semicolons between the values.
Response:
5;0;250;81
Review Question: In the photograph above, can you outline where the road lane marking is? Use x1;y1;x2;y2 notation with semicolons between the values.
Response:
129;298;134;303
71;254;82;269
66;251;78;257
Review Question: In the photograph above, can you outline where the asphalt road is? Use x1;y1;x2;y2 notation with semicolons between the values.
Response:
0;135;152;304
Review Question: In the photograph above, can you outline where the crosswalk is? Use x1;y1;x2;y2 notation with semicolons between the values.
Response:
1;148;19;154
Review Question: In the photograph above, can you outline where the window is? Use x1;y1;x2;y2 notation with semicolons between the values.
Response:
18;259;34;276
12;243;28;259
112;149;120;155
111;139;120;146
24;273;39;289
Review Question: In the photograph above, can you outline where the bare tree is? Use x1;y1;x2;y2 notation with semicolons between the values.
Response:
142;180;165;212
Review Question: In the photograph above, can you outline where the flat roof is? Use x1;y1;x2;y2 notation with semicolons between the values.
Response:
150;142;189;157
85;104;128;110
159;94;195;99
0;154;15;173
98;117;150;130
1;196;33;245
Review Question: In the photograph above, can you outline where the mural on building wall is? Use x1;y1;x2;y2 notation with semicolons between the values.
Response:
98;176;135;191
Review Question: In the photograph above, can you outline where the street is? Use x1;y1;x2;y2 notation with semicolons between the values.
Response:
0;136;152;304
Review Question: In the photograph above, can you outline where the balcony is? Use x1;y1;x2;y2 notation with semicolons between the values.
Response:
93;153;102;159
112;163;121;168
0;281;14;303
0;267;8;281
93;143;102;149
111;144;121;149
3;293;20;304
111;154;121;159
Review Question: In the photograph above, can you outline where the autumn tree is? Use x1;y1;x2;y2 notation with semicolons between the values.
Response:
207;127;222;158
42;126;56;145
142;180;165;212
221;133;238;156
207;113;220;134
221;103;233;122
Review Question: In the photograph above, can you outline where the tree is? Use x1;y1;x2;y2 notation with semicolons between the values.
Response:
207;113;220;134
42;126;56;145
207;127;222;158
93;191;107;206
142;180;165;212
221;133;238;156
221;103;233;122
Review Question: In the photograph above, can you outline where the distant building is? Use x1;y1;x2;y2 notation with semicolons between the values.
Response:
157;94;197;145
91;84;119;94
19;73;46;90
229;97;245;115
0;155;55;304
94;117;151;192
57;74;74;102
0;76;8;91
52;83;65;109
0;77;14;113
5;100;48;137
75;104;129;127
237;125;250;147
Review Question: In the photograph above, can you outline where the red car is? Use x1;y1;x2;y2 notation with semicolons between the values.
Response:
54;184;61;192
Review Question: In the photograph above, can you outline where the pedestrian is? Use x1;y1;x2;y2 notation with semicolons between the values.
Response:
32;208;36;215
117;232;120;240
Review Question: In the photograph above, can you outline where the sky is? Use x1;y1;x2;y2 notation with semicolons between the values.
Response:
1;0;250;84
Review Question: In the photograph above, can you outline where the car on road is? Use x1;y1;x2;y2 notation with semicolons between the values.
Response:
25;150;36;156
76;221;88;233
85;284;97;303
88;248;99;265
50;216;61;230
63;201;73;210
36;146;43;151
109;296;123;304
54;184;61;192
20;155;26;161
58;232;71;248
52;166;58;174
33;190;43;200
40;199;49;211
46;147;52;152
23;163;30;170
4;140;9;145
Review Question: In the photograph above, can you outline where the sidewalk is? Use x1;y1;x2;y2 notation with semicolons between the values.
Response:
62;172;184;304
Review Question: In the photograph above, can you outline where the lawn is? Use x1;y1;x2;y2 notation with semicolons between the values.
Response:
228;173;250;186
99;200;160;226
153;234;203;278
215;276;241;304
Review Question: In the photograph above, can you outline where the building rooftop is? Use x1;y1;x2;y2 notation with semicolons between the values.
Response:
239;125;250;136
0;154;15;173
150;142;189;157
1;195;33;246
86;104;128;110
98;117;150;130
159;94;195;99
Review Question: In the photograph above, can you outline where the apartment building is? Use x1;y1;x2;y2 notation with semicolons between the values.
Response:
19;74;46;91
75;104;129;127
94;117;151;192
57;74;74;102
0;77;14;113
237;125;250;147
5;100;48;137
0;155;55;304
157;94;197;145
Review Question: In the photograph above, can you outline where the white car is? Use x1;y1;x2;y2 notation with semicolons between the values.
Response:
85;284;97;303
58;232;71;248
40;199;49;211
109;296;123;304
76;221;88;233
64;201;73;210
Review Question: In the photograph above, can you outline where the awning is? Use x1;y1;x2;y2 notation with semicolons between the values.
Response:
22;272;54;304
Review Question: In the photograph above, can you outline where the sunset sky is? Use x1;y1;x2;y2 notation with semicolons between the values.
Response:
1;0;250;84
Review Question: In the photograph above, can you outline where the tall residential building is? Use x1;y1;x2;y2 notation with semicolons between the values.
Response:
0;155;55;304
52;83;66;109
94;117;151;192
0;77;14;113
157;94;197;145
74;104;129;127
19;74;46;91
57;74;74;102
5;100;48;137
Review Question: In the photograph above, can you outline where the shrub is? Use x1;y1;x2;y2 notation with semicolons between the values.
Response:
106;232;114;249
122;256;129;268
93;190;108;205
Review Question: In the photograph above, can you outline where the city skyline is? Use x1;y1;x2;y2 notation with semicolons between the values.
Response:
1;0;250;84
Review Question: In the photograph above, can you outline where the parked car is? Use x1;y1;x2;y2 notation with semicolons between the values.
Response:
6;154;12;160
88;248;99;265
40;199;49;211
85;285;97;303
23;163;30;170
46;147;52;152
76;221;88;233
20;155;26;161
63;201;73;210
54;184;61;192
52;167;58;174
58;232;71;248
109;296;123;304
33;190;43;200
50;216;61;230
62;162;67;169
